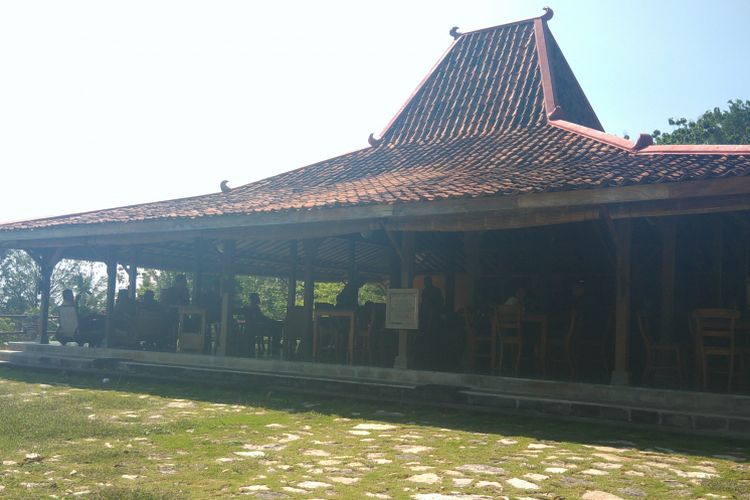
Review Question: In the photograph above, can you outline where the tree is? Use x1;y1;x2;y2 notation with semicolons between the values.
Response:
652;99;750;145
0;250;109;315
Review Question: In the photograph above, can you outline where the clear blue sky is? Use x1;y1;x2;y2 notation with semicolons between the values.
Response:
1;0;748;222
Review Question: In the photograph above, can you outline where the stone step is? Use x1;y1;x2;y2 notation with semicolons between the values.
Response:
0;349;19;362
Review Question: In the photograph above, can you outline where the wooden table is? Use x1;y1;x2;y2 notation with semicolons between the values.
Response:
313;309;356;365
176;305;207;353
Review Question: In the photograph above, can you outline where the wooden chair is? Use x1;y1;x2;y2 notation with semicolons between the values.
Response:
134;310;166;350
636;311;684;386
692;308;740;392
546;309;577;379
493;304;524;376
464;307;495;372
176;306;207;353
354;302;385;365
282;306;307;360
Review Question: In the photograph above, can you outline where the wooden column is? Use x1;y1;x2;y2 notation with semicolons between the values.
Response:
103;257;117;348
394;231;415;370
127;254;138;301
612;219;632;385
741;229;750;310
193;238;207;304
463;232;481;307
712;218;724;306
302;239;321;360
659;219;677;343
217;240;235;356
37;254;56;344
287;240;298;313
348;238;357;282
445;245;456;314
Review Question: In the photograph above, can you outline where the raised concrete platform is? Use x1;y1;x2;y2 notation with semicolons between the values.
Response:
3;342;750;438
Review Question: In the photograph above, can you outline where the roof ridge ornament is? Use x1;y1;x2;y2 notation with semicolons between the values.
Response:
541;6;554;21
633;133;654;151
449;26;462;40
547;105;564;121
368;133;383;148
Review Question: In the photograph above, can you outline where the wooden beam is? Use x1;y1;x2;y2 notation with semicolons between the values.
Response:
712;218;724;306
7;188;750;253
126;250;138;301
612;219;632;385
302;239;321;361
36;250;59;344
394;231;415;370
658;219;677;342
217;240;236;357
193;238;207;304
287;240;298;314
383;226;404;262
463;232;482;307
103;257;117;348
348;238;357;281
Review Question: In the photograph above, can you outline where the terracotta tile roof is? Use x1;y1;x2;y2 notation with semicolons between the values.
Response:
2;11;750;233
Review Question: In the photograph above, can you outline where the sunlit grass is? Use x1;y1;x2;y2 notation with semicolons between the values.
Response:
0;365;748;499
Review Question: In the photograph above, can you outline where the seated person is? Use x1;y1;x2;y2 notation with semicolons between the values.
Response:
111;289;138;348
54;289;79;345
161;274;190;307
160;274;190;349
135;290;169;349
242;292;282;356
139;289;161;312
336;278;361;310
504;286;527;309
55;289;105;347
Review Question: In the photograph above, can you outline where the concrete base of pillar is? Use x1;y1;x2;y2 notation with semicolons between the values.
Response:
393;354;408;370
611;370;630;386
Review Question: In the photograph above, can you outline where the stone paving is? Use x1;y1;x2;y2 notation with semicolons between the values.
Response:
0;369;749;498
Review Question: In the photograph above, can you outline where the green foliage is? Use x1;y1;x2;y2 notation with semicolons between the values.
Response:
0;317;16;332
652;99;750;144
137;269;192;301
0;250;39;313
235;275;291;320
0;250;109;315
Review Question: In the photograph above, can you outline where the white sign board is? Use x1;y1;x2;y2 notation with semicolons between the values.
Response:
386;288;420;330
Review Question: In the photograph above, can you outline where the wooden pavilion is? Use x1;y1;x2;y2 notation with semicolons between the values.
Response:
2;8;750;391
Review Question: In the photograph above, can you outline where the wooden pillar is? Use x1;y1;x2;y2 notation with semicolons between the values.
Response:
348;238;357;282
659;219;677;343
217;240;235;356
302;239;321;360
103;257;117;348
193;238;207;304
740;230;750;311
712;218;724;306
287;240;298;313
127;254;138;301
612;219;632;385
445;245;456;314
38;254;55;344
394;231;415;370
463;232;481;307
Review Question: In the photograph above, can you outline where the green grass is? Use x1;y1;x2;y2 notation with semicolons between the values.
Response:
0;365;748;499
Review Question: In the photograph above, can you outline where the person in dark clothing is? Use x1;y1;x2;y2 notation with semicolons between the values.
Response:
161;274;190;307
243;292;282;356
336;278;361;310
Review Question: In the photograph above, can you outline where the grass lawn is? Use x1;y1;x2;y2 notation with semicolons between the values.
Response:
0;365;748;499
